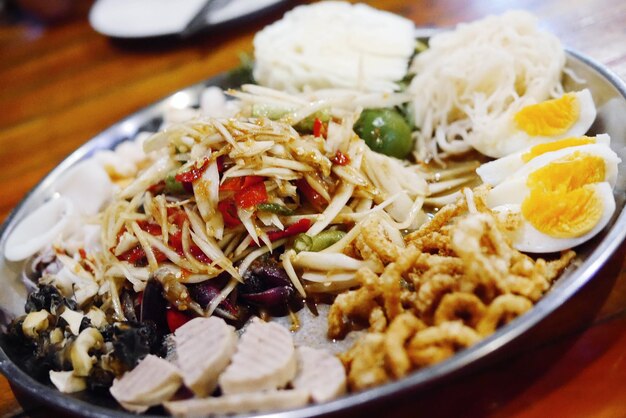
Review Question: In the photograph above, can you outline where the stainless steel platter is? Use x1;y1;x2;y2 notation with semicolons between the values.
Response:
1;46;625;417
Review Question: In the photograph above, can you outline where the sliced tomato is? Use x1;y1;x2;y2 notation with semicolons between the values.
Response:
218;199;242;227
216;155;225;173
235;182;268;209
168;231;211;263
136;220;162;236
189;246;211;264
147;180;166;194
219;175;264;192
118;246;146;264
118;245;167;266
153;248;168;263
175;158;210;183
168;231;185;256
167;207;188;229
296;178;327;212
166;308;192;333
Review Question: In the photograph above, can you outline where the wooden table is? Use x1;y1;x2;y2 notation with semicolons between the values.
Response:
1;0;626;416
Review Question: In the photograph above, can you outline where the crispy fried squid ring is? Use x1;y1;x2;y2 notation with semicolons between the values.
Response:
407;322;480;367
380;246;421;321
361;217;403;264
415;273;460;316
477;294;533;336
384;313;426;378
343;333;390;391
433;292;486;328
327;268;381;339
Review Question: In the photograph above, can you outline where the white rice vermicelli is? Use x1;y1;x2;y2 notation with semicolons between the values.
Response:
408;10;566;161
253;1;416;93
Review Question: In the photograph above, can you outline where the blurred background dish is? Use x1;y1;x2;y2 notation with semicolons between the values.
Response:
88;0;288;38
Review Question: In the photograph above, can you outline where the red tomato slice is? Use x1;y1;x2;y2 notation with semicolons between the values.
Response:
175;158;210;183
166;308;192;333
235;182;268;209
296;178;327;212
219;175;264;192
218;199;242;227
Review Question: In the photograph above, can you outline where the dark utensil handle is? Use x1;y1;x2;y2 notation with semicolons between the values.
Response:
180;0;217;38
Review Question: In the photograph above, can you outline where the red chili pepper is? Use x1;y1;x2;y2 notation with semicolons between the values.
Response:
266;218;312;241
296;178;327;212
166;308;192;333
218;199;242;227
78;248;87;259
219;175;264;192
175;158;210;183
332;150;351;166
313;117;326;138
235;182;268;209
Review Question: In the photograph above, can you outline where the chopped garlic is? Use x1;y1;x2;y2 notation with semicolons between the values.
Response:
49;371;87;393
22;310;50;338
60;308;85;336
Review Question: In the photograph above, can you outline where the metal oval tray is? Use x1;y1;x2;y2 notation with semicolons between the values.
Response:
1;47;626;417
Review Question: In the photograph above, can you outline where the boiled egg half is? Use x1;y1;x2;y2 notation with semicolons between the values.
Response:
485;142;621;253
471;89;597;158
477;133;610;186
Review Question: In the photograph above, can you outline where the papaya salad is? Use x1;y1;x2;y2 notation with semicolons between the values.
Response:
2;2;620;415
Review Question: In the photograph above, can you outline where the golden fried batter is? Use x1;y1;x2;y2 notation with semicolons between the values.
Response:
348;214;404;270
327;268;381;339
415;273;460;317
330;187;577;389
434;292;486;327
407;322;480;367
384;313;426;379
477;294;533;336
341;333;390;391
327;247;420;339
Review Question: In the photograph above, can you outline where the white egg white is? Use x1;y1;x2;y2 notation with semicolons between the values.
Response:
492;182;616;253
470;88;597;158
485;142;621;207
477;133;611;186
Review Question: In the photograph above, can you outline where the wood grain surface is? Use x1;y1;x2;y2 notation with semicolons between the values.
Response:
1;0;626;416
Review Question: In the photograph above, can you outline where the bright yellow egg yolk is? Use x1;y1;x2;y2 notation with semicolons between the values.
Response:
514;93;580;137
521;186;603;238
521;152;606;238
521;137;596;162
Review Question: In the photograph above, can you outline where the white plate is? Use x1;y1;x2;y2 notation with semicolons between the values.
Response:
89;0;288;38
